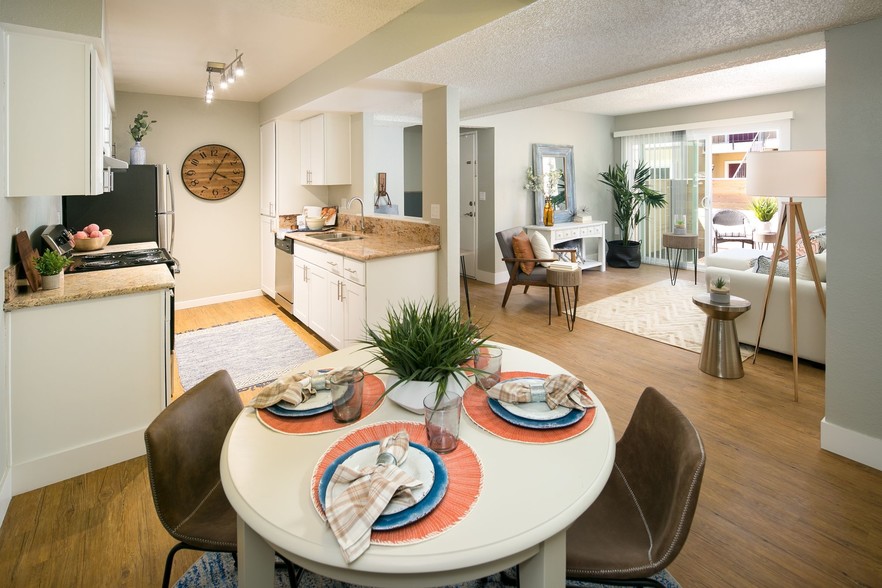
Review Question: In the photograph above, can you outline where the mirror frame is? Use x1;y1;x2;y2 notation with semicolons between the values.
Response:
532;143;575;224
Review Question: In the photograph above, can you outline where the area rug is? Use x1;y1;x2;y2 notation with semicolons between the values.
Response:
575;279;752;360
174;552;680;587
175;315;317;392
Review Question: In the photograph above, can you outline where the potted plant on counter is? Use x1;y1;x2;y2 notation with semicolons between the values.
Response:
33;249;72;290
598;161;666;268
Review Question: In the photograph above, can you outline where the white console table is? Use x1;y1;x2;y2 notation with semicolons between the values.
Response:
526;221;607;271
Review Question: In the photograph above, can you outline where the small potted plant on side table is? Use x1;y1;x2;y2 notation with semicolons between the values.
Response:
709;274;731;304
750;197;778;233
33;250;72;290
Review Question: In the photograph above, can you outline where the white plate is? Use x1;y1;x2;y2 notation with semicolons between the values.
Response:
278;390;332;412
499;399;572;421
325;444;435;515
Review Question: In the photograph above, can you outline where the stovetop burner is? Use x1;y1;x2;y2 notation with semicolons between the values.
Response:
69;247;176;273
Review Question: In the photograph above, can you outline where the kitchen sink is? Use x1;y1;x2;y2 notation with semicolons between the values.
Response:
307;232;364;243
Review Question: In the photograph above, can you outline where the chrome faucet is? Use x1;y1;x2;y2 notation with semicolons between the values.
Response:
347;196;365;232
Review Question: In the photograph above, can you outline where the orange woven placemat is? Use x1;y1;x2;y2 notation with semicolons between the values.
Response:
311;421;483;546
255;373;386;434
463;371;596;443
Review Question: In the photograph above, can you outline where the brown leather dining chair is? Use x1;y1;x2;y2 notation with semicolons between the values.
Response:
496;227;576;313
565;387;706;587
144;370;300;588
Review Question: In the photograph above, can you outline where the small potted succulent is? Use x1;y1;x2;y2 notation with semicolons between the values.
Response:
709;274;731;304
33;250;72;290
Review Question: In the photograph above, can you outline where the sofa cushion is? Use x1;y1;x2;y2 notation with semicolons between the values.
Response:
512;231;536;274
530;231;554;267
796;251;827;282
705;248;766;270
753;255;790;277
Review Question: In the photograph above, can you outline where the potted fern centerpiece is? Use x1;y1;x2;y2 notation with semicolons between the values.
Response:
33;249;72;290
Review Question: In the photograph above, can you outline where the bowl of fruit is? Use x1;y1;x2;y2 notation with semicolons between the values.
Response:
72;224;113;252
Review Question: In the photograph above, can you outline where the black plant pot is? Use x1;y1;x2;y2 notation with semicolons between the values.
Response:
607;240;642;268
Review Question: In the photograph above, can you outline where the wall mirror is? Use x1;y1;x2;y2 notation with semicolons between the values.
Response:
532;143;575;224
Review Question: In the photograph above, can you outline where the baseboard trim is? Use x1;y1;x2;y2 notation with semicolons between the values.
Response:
0;467;11;528
820;417;882;471
12;429;147;495
176;289;263;310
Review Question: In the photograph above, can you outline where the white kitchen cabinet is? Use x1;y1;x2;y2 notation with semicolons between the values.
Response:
259;120;298;296
260;215;277;297
299;113;351;185
4;29;108;196
292;240;436;350
8;289;170;494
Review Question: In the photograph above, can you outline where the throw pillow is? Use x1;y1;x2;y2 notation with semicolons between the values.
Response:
529;231;554;267
795;250;827;282
511;231;536;275
752;255;790;277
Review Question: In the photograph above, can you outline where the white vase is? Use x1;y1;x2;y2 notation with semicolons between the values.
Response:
130;141;146;165
385;375;468;414
42;273;63;290
759;221;772;233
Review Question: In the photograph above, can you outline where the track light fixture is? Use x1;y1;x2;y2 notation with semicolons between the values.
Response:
204;50;245;104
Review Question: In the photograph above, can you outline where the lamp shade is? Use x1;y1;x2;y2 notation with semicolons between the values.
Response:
746;150;826;198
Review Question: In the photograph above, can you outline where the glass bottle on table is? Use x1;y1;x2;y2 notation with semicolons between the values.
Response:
543;195;554;226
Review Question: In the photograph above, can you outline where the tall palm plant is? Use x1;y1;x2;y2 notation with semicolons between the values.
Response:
598;161;666;244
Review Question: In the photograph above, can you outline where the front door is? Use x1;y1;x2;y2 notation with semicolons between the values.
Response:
459;132;478;277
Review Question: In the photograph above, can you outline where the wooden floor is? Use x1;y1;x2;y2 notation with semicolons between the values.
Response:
2;266;881;587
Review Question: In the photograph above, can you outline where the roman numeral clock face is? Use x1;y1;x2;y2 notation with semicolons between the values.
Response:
181;144;245;200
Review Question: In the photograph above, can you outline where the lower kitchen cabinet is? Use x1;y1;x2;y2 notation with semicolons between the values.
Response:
291;240;436;349
8;289;171;494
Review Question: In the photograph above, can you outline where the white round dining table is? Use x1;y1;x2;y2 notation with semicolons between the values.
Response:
220;342;615;588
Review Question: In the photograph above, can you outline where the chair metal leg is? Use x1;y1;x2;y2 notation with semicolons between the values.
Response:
162;542;190;588
566;577;664;587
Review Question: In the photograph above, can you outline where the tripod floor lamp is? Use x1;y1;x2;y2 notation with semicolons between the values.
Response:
745;149;827;402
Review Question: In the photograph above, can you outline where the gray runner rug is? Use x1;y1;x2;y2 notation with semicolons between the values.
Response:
175;315;317;392
174;552;679;587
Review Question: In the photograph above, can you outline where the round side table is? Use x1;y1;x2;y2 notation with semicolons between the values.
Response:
662;232;699;285
755;231;778;250
546;266;581;331
691;293;751;379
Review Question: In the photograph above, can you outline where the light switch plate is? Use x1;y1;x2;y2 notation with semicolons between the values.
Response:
430;204;441;219
479;191;486;201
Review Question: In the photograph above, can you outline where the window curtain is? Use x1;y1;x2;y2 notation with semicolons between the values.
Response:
620;131;688;265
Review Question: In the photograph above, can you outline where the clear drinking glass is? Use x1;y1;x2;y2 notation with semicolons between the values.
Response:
423;391;463;454
472;347;503;390
329;368;365;423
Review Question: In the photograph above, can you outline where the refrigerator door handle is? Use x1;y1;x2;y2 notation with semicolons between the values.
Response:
165;167;176;256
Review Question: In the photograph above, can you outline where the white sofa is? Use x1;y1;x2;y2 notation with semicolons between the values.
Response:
706;250;826;364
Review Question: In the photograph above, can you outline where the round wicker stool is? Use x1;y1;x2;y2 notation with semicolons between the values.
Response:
546;266;582;331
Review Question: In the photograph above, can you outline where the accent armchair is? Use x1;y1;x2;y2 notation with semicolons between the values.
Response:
496;227;576;314
712;209;754;252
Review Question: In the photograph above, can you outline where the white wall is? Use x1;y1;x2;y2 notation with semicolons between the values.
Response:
822;17;882;470
112;92;260;304
466;107;615;279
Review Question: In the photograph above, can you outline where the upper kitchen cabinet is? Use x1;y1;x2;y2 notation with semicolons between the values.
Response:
260;120;299;216
300;113;351;186
4;29;110;197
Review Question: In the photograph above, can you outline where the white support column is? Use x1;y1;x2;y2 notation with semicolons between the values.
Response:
422;86;460;305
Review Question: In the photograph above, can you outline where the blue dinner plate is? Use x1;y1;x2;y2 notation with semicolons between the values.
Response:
265;397;333;418
488;397;586;429
318;441;448;531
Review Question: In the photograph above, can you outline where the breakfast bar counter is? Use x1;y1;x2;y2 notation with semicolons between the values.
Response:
285;231;440;261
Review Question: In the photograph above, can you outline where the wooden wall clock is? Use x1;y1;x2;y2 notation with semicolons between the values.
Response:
181;144;245;200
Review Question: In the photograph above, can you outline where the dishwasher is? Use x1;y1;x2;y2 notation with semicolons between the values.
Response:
274;235;294;314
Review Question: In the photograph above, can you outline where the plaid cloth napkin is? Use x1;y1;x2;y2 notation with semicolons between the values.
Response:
488;374;595;410
249;368;340;409
325;431;423;563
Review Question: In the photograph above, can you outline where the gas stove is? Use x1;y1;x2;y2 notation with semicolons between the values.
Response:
69;247;177;273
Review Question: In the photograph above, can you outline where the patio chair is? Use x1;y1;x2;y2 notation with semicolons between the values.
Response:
712;209;754;252
495;227;576;314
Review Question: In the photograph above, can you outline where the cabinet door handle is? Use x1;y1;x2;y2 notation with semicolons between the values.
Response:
303;266;308;282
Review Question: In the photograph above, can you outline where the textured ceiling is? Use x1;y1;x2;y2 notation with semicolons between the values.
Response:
105;0;882;118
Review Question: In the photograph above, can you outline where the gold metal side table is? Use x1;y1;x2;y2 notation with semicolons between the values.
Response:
662;232;698;285
692;293;751;379
546;266;581;331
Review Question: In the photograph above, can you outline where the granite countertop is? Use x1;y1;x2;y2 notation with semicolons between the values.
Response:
284;230;440;261
4;264;174;311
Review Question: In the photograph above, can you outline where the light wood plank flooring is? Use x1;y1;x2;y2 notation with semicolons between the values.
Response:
1;266;880;587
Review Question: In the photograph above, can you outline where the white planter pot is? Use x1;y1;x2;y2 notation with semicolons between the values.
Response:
759;221;772;233
709;288;730;304
41;273;63;290
130;141;146;165
385;375;468;414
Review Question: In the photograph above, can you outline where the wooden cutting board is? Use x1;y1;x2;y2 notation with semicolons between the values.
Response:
15;230;42;292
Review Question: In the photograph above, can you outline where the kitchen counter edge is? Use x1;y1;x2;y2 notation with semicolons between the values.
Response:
284;231;440;261
4;264;174;311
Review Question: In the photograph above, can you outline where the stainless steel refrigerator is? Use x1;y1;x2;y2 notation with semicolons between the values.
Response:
63;164;177;269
